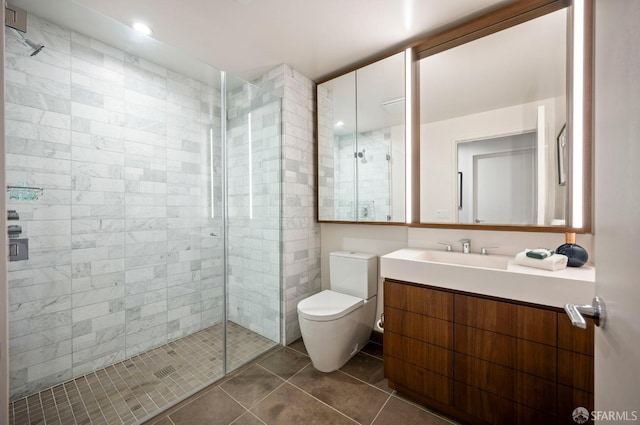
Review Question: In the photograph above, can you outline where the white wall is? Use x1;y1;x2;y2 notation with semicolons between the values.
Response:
421;97;566;224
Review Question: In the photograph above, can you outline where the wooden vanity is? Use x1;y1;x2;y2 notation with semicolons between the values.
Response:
384;279;594;425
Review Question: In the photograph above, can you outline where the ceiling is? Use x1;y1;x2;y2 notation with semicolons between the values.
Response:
11;0;515;82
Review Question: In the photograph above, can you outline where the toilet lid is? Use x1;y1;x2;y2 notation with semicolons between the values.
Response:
297;290;363;322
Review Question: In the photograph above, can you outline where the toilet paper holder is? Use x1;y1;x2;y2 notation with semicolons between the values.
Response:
376;313;384;330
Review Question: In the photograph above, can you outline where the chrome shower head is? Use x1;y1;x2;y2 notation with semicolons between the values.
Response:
10;27;45;56
23;37;45;56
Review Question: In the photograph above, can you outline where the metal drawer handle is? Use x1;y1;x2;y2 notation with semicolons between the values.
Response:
564;296;606;329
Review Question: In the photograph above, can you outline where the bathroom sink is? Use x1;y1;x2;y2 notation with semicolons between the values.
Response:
416;250;510;270
380;248;596;309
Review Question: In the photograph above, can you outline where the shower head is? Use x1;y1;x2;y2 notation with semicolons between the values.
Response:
356;149;368;164
24;37;45;56
10;27;45;56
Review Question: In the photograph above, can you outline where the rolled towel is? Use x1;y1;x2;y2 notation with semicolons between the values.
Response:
514;251;568;271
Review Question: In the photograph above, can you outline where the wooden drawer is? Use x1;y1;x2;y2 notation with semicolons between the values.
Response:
384;331;453;377
384;356;452;405
455;294;557;345
384;280;453;320
558;314;594;355
455;353;556;415
384;307;453;348
455;382;558;425
557;384;594;424
455;324;557;381
558;349;594;392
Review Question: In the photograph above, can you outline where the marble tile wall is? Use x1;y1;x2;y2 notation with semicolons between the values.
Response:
316;84;334;220
225;83;282;342
252;65;321;345
334;130;392;222
354;129;392;222
5;14;224;400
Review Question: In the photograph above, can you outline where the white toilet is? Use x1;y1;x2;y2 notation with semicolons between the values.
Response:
297;251;377;372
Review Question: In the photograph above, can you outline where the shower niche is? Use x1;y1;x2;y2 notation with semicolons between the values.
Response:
317;52;406;223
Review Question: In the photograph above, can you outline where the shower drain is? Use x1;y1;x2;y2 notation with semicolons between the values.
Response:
153;365;176;379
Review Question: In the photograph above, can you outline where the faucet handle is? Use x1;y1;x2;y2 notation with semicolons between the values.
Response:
480;246;499;255
437;242;453;252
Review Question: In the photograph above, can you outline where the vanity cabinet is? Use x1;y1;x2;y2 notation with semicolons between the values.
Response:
383;279;594;425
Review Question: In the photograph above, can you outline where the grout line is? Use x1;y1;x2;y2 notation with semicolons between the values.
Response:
79;376;109;425
218;364;286;411
284;379;361;424
390;392;461;425
283;364;360;424
229;410;268;425
369;392;393;424
334;368;389;396
61;381;79;425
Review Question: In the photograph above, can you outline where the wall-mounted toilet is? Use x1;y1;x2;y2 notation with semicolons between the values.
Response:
297;251;377;372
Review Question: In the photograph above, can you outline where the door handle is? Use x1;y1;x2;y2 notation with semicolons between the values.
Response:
564;296;606;329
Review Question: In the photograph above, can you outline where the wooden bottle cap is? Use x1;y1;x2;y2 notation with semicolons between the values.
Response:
565;232;576;244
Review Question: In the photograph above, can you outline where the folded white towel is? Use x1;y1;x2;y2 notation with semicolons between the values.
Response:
514;251;568;271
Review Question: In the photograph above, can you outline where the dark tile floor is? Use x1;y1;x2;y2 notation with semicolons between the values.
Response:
144;339;457;425
9;322;277;425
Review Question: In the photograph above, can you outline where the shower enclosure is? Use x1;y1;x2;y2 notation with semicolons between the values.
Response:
4;2;281;423
333;131;392;222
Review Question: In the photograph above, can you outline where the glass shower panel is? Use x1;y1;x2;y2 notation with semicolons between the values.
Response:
225;76;281;371
356;133;392;221
5;3;230;402
4;3;280;424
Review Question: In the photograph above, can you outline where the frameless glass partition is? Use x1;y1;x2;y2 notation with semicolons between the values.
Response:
4;1;281;423
224;75;282;372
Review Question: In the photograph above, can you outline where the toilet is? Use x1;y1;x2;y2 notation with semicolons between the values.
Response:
297;251;377;372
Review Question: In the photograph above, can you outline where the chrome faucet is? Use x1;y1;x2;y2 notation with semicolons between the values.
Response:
459;239;471;254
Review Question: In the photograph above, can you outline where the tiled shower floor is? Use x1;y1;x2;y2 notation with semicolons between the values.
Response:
8;322;276;425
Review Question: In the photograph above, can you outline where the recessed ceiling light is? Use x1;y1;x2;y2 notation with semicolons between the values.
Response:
335;120;344;127
132;22;152;36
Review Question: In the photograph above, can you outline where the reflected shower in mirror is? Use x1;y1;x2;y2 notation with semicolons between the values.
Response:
419;8;567;227
318;52;405;222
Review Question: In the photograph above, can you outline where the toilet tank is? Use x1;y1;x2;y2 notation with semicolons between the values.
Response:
329;251;377;299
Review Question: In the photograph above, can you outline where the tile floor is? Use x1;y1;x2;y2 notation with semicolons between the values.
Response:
143;339;458;425
8;322;277;425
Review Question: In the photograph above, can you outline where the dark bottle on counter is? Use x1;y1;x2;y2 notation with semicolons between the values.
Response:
556;232;588;267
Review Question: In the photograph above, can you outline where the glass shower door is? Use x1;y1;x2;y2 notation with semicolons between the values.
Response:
224;75;282;371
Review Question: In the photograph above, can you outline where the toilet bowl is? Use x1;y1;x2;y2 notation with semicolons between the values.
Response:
297;251;377;372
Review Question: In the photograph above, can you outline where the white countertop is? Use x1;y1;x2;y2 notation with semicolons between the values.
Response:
380;248;595;308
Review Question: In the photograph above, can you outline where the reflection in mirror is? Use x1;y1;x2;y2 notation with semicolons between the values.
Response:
318;72;356;221
419;8;568;227
318;52;406;222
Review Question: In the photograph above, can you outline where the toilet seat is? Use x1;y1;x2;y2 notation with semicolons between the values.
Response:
297;290;363;322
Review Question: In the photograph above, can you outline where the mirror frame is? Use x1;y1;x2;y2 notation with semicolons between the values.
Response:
315;0;593;233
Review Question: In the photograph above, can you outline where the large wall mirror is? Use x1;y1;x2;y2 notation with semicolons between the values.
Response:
419;7;570;227
317;52;406;223
316;0;592;231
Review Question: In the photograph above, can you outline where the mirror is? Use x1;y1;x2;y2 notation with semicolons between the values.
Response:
317;52;406;222
419;8;569;227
